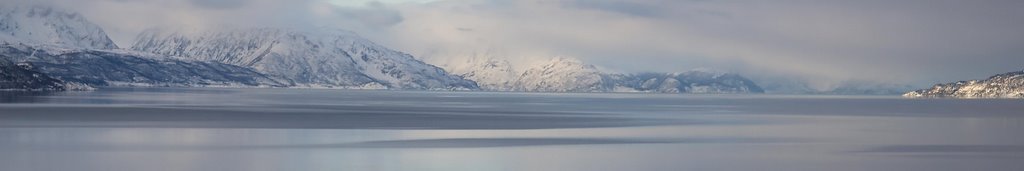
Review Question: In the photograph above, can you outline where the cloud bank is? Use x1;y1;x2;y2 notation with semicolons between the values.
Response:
6;0;1024;87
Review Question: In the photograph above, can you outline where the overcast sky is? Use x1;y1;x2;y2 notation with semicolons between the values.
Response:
13;0;1024;87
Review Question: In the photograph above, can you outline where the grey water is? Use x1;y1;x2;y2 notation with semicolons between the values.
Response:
1;88;1022;171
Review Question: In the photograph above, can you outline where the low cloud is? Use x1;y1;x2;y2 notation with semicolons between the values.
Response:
190;0;248;9
4;0;1023;86
364;0;1024;86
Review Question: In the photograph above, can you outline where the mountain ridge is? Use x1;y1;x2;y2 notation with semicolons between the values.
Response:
444;56;765;93
0;5;481;91
131;27;479;90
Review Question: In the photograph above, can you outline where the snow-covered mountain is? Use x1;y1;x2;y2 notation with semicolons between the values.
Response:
513;57;610;92
0;5;477;90
0;5;117;49
619;72;764;94
131;28;478;90
0;5;289;89
441;56;764;93
0;4;762;93
904;70;1024;98
0;55;65;91
445;56;518;91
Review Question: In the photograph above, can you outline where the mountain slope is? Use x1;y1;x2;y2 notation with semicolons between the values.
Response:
1;43;285;87
0;5;117;49
0;55;64;90
904;70;1024;98
131;28;478;90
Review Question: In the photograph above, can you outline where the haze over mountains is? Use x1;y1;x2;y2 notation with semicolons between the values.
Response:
0;5;764;93
446;56;763;93
0;4;1016;97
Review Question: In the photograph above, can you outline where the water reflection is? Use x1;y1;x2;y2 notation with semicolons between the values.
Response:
0;88;1023;171
0;91;60;103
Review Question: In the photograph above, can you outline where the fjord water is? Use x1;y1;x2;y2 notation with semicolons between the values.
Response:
0;88;1022;171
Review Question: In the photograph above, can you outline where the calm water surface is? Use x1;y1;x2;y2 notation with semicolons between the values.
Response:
1;88;1022;171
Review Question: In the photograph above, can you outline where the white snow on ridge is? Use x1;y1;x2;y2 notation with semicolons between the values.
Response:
131;27;479;90
0;5;117;49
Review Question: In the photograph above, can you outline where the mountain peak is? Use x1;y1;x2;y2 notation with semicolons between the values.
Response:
0;4;117;49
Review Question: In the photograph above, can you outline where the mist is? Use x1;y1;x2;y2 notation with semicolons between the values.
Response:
8;0;1024;87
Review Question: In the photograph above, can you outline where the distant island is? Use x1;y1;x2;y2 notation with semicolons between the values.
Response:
904;70;1024;98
